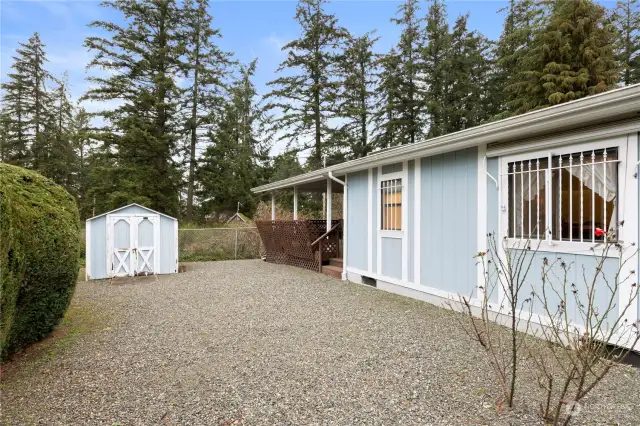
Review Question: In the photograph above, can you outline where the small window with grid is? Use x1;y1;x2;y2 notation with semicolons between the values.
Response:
506;147;618;243
381;178;402;231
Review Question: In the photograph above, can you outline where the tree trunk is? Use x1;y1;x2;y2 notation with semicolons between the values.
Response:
186;28;201;222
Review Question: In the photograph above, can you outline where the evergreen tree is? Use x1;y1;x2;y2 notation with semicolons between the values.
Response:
265;0;348;169
334;33;378;158
182;0;232;220
493;0;538;118
0;32;53;168
372;49;402;148
71;106;93;216
83;0;187;216
613;0;640;85
390;0;426;144
445;14;491;133
510;0;619;114
196;61;264;217
44;73;77;192
422;0;450;137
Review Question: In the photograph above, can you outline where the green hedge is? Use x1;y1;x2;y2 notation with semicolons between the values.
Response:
0;164;80;359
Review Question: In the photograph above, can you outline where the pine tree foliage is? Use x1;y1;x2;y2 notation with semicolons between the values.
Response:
613;0;640;85
445;14;491;133
389;0;426;145
196;60;265;217
372;48;402;149
493;0;539;118
265;0;348;169
509;0;619;114
333;33;379;158
1;32;54;169
182;0;232;220
422;0;450;138
83;0;187;216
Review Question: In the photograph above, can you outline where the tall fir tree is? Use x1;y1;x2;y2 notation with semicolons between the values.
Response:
71;106;93;217
196;61;264;217
613;0;640;85
390;0;426;144
493;0;539;118
445;14;491;133
0;32;53;169
333;33;379;158
372;49;402;148
422;0;450;138
44;73;77;193
265;0;348;169
509;0;619;114
182;0;232;220
83;0;187;216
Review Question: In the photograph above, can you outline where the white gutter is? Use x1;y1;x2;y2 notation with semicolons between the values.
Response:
253;83;640;193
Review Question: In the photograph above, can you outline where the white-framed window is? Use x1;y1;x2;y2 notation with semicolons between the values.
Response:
501;140;623;251
381;178;402;231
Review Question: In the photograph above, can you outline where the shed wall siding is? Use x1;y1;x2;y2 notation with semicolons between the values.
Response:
159;215;177;274
89;216;107;279
486;158;500;303
419;147;478;295
346;170;369;271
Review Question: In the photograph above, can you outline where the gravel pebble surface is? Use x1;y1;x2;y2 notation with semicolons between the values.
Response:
1;260;639;425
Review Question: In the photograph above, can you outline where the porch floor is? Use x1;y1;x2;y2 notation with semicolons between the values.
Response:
2;260;639;424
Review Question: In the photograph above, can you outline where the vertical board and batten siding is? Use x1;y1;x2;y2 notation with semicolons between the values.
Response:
346;170;369;271
159;215;178;274
420;147;478;296
371;168;378;273
487;136;636;329
407;160;415;283
486;158;500;303
88;215;107;279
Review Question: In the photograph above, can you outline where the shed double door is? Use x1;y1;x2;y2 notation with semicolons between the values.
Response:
107;215;159;277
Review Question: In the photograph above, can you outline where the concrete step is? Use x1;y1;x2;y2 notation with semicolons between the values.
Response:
322;264;343;279
329;258;343;268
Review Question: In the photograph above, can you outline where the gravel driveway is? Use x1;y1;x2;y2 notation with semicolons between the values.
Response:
2;260;639;425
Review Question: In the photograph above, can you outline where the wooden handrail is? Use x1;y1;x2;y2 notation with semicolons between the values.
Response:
310;221;342;247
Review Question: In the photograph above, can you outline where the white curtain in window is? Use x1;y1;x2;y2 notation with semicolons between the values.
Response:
565;163;616;202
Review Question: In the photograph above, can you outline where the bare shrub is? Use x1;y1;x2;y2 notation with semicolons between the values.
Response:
450;228;639;424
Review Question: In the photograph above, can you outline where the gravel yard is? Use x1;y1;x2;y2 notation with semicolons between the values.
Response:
1;260;639;425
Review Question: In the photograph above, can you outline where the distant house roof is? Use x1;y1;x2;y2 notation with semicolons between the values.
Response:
226;212;252;224
252;83;640;193
86;203;177;222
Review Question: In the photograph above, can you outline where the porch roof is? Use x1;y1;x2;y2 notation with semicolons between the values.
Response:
252;83;640;194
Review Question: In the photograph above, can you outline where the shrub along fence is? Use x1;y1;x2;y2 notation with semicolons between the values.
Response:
178;227;262;262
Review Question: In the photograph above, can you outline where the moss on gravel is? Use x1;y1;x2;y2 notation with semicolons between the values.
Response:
0;164;81;359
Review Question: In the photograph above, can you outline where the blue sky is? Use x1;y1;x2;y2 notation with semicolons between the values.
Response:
0;0;617;154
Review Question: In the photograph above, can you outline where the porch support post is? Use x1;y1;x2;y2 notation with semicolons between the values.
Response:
293;186;298;220
326;178;332;231
342;176;348;280
271;192;275;220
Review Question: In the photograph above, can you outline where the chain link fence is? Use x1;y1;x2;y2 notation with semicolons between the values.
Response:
178;227;263;262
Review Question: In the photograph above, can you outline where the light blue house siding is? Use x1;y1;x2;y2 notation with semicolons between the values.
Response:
88;215;107;280
486;157;624;328
346;170;369;272
419;147;478;296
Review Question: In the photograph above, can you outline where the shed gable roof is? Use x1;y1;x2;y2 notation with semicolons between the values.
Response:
86;203;177;222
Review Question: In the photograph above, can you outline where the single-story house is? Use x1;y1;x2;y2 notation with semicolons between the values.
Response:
253;83;640;351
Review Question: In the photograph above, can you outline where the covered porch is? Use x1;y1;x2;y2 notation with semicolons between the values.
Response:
254;173;348;279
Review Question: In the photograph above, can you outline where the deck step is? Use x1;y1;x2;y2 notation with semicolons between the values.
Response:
329;258;343;268
322;264;343;279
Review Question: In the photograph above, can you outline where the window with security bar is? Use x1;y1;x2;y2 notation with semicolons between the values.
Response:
381;178;402;231
507;148;618;242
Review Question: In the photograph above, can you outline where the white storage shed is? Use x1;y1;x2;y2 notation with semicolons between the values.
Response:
85;203;178;280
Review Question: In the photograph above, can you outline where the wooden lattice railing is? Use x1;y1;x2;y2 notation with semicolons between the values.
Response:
255;220;342;272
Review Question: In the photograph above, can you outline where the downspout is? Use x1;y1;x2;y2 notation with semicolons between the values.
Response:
328;171;348;280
